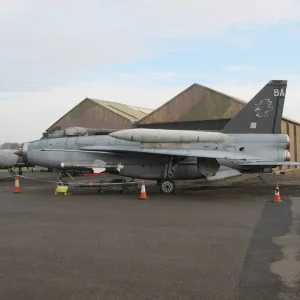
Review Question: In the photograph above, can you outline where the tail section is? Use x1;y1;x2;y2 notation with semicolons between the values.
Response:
221;80;287;134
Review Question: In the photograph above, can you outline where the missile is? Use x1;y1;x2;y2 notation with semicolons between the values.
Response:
109;128;228;143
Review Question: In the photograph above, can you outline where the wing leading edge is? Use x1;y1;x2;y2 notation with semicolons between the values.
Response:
40;146;300;167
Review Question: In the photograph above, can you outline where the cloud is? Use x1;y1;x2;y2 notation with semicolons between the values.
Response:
224;65;265;72
1;72;299;144
0;1;25;15
116;72;201;84
1;0;300;92
0;1;153;92
0;0;300;143
123;0;300;37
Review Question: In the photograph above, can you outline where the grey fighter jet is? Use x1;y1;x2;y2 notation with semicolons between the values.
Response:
16;80;300;193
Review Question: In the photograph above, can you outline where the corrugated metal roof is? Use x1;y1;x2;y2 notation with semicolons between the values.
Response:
46;98;154;132
89;99;153;122
129;105;154;115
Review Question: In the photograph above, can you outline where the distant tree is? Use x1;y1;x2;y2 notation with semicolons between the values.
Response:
0;142;22;150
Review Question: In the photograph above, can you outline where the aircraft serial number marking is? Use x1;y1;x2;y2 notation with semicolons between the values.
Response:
274;88;285;97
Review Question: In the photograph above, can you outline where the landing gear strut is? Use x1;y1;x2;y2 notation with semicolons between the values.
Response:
164;156;180;179
159;156;182;194
18;168;23;176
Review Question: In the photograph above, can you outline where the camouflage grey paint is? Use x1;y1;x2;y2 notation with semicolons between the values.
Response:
20;132;292;181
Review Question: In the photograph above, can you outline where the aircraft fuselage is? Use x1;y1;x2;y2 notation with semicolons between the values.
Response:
20;133;290;180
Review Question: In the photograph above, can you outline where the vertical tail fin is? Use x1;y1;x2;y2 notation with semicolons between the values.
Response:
221;80;287;134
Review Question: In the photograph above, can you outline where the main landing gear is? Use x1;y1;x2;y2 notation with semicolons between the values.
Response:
157;156;182;194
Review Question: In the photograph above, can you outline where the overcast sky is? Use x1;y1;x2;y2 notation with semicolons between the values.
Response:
1;0;300;143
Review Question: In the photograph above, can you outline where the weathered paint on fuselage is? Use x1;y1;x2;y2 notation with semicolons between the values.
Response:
22;133;290;180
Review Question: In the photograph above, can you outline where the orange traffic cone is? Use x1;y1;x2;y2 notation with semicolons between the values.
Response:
139;181;148;200
272;182;283;203
14;175;20;193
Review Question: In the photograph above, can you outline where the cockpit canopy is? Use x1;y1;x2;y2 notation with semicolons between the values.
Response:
49;127;88;138
41;127;117;139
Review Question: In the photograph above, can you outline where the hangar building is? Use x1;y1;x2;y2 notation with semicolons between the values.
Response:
45;98;153;134
137;83;300;165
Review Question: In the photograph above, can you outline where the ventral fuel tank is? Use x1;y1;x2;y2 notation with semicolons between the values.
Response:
109;128;228;143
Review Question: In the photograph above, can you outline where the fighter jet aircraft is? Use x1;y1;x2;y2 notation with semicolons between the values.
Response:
16;80;300;193
0;148;33;175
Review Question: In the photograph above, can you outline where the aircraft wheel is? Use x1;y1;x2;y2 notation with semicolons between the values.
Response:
160;180;175;194
18;170;23;175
